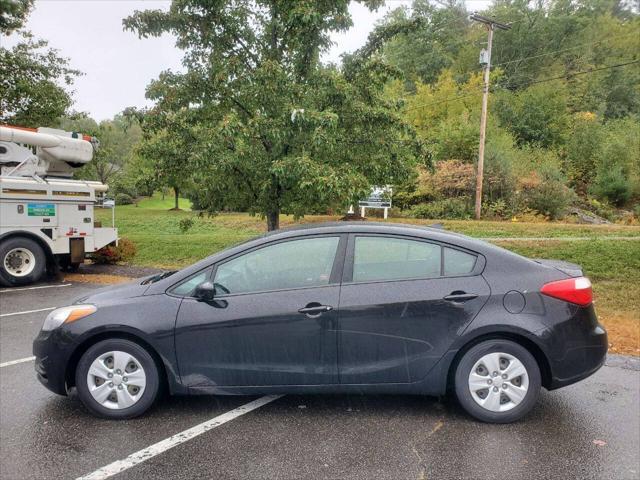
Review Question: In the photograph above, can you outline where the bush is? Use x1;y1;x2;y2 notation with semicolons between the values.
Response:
409;198;472;219
92;237;137;264
432;160;475;198
519;165;574;220
115;193;134;205
590;165;631;206
178;217;195;233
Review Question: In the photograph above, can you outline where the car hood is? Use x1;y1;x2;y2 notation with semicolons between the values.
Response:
73;279;150;304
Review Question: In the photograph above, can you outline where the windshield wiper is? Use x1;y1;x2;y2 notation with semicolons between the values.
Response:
141;271;177;285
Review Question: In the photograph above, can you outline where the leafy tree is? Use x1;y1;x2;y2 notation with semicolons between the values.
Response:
124;0;424;230
0;1;81;127
381;0;469;86
494;82;569;148
58;113;143;187
0;0;33;34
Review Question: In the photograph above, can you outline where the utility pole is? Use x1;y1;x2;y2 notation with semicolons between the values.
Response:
470;13;510;220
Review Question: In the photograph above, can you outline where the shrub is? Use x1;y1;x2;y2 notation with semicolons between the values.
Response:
92;237;137;264
432;160;475;198
409;198;472;219
519;166;574;220
590;164;631;207
115;193;134;205
483;199;508;219
178;217;195;233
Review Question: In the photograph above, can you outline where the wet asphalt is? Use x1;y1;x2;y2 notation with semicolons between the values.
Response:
0;282;638;480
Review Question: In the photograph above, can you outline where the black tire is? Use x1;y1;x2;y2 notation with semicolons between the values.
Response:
75;339;160;419
0;236;46;287
454;339;541;423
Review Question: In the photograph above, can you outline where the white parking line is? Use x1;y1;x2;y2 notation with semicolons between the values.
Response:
0;356;36;368
0;283;72;293
77;394;283;480
0;307;56;318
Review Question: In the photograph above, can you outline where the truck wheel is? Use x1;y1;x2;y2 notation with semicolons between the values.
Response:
0;237;47;287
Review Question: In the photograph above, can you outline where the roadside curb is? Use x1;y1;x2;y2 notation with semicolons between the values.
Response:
606;354;640;371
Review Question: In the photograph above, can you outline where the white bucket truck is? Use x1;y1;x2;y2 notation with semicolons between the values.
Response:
0;125;118;286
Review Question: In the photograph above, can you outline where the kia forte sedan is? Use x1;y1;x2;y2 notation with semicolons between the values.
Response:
33;223;607;422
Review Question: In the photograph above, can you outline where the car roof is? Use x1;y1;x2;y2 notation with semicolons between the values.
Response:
147;221;534;293
250;221;493;253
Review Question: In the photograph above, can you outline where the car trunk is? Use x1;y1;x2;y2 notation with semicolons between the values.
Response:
532;259;583;278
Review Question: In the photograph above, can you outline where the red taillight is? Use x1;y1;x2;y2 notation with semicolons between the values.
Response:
541;277;592;306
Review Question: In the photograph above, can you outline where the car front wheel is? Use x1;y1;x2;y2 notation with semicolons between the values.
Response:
75;339;160;419
454;339;541;423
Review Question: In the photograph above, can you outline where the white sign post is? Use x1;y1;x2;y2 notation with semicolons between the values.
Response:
358;186;392;219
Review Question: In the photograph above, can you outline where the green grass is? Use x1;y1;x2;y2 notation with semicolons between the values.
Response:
132;192;193;210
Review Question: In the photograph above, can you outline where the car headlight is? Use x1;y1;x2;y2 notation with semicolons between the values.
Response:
42;305;97;332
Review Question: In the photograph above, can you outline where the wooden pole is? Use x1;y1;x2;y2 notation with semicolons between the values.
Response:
475;25;493;220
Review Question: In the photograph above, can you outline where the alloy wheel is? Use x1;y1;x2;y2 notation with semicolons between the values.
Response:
468;352;529;412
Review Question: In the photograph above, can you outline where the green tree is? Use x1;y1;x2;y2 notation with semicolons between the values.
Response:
0;0;33;34
0;1;81;127
494;82;569;148
124;0;424;230
381;0;469;87
58;113;143;187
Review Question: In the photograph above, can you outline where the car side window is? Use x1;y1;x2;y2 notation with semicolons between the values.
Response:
213;236;340;295
444;247;477;276
353;236;441;282
170;268;212;296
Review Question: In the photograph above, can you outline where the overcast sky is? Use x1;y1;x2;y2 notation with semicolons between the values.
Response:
2;0;426;122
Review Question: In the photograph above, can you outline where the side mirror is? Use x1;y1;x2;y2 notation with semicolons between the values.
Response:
194;281;215;301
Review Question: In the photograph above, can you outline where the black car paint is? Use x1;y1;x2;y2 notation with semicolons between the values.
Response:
33;223;607;398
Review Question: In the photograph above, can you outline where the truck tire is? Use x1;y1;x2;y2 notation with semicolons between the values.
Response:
0;237;47;287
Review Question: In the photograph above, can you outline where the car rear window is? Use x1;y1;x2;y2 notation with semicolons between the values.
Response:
444;247;477;275
353;236;441;282
352;237;478;282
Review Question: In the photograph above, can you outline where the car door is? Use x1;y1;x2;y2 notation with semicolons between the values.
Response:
174;234;346;388
337;234;489;384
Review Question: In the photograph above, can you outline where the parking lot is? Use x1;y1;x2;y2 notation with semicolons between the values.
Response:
1;280;639;480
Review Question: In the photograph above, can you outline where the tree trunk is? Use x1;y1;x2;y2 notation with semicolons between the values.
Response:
266;209;279;231
173;186;179;210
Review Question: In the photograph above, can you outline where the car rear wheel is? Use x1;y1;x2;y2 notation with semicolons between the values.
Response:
75;339;160;419
454;339;541;423
0;237;46;287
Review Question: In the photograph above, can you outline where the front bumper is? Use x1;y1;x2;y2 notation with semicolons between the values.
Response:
32;330;72;396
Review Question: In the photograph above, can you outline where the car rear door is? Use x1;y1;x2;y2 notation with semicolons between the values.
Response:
174;234;346;388
337;234;489;384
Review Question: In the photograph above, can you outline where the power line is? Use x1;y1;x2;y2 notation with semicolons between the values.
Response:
401;58;639;113
492;31;640;68
496;59;640;90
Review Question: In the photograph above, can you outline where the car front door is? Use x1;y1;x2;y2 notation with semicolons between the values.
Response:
174;234;345;388
338;234;490;384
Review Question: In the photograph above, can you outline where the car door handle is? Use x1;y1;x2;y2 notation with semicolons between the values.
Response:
298;304;333;316
443;292;479;303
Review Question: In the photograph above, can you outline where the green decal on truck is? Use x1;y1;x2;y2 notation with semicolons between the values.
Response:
27;203;56;216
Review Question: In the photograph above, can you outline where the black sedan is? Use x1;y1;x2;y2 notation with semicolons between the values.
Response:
33;223;607;423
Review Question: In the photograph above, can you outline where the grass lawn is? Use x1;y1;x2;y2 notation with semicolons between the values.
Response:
95;206;640;355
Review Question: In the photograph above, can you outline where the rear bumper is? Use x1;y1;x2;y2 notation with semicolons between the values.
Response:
545;306;608;390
